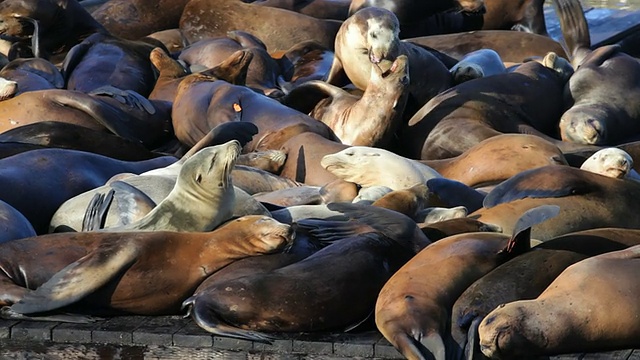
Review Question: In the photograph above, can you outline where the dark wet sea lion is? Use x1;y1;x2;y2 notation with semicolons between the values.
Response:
0;121;162;161
278;132;348;186
0;199;36;244
402;53;571;160
249;0;351;20
478;244;640;358
148;47;189;102
0;0;106;59
183;203;431;342
63;32;159;96
452;227;640;359
179;0;342;52
91;0;190;40
0;216;293;318
347;0;483;25
554;0;640;146
0;148;175;234
375;205;559;360
275;41;334;93
0;58;64;94
473;165;640;240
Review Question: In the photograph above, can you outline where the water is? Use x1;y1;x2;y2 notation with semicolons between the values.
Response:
582;0;640;10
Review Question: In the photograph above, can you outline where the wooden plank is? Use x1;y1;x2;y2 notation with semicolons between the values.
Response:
10;321;58;341
91;315;147;344
132;315;189;346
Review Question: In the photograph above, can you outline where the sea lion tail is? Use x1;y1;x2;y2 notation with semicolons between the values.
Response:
551;0;591;66
81;190;115;231
182;296;275;344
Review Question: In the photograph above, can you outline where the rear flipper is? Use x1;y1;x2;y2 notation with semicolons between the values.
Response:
182;296;276;344
1;306;104;324
82;189;115;231
465;316;488;360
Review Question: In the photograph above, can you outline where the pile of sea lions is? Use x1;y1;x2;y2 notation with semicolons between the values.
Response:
0;0;639;359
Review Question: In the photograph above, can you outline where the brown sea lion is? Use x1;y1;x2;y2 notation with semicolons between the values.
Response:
473;165;640;240
0;148;175;234
326;7;452;115
283;55;409;148
179;0;342;52
178;31;284;97
0;216;294;320
554;0;640;146
145;28;189;53
171;75;337;151
248;0;351;20
405;31;568;63
347;0;483;26
275;41;334;93
419;217;502;241
90;0;190;40
278;132;349;186
148;47;189;102
478;244;640;358
183;203;431;341
375;205;559;360
420;134;568;187
402;52;572;160
452;227;640;359
0;58;64;94
0;0;106;59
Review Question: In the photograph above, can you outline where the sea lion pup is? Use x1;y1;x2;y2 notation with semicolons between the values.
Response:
580;147;639;180
421;134;568;188
402;51;573;160
179;0;342;52
178;31;284;97
326;7;452;113
83;140;241;232
478;244;640;359
183;203;431;342
473;165;640;240
554;0;640;146
0;0;106;60
282;55;409;148
321;146;442;190
0;58;64;95
0;215;294;321
375;205;559;360
451;227;640;359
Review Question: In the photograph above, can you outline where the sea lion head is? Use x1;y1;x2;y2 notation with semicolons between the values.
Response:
0;76;17;100
321;147;391;187
479;303;546;359
559;105;609;145
349;7;400;65
177;140;241;196
580;147;633;179
228;215;296;254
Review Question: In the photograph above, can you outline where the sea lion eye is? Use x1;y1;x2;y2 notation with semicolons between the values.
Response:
196;174;202;183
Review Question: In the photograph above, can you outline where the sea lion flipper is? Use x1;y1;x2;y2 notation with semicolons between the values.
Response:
426;178;485;213
62;42;91;84
281;80;345;114
464;316;484;360
503;205;560;254
89;85;156;115
10;242;140;315
419;332;446;360
0;306;103;324
294;218;371;243
81;189;115;231
109;181;157;226
183;297;275;344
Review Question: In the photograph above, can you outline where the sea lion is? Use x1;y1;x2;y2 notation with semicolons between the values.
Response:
347;0;482;27
171;74;337;151
183;203;431;341
473;165;640;240
249;0;351;20
416;206;468;225
402;52;572;160
283;55;409;148
419;217;502;241
148;47;190;102
449;49;506;84
145;28;189;53
0;0;106;59
579;148;636;179
178;31;284;97
275;41;334;93
0;199;36;244
554;0;640;146
326;7;452;114
62;32;159;96
321;146;441;190
235;150;286;174
90;0;191;40
0;216;294;319
0;148;175;234
478;244;640;358
0;58;64;94
84;141;241;233
374;205;559;360
451;227;640;359
420;134;568;187
353;185;393;204
0;76;17;99
405;31;568;63
278;132;348;186
179;0;342;52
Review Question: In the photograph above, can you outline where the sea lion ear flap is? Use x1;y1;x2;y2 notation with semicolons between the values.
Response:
503;205;560;254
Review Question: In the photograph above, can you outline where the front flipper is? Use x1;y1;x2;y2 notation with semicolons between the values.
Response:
110;181;157;227
1;306;104;323
82;189;115;231
183;296;275;344
325;56;349;87
89;85;156;114
10;241;140;315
